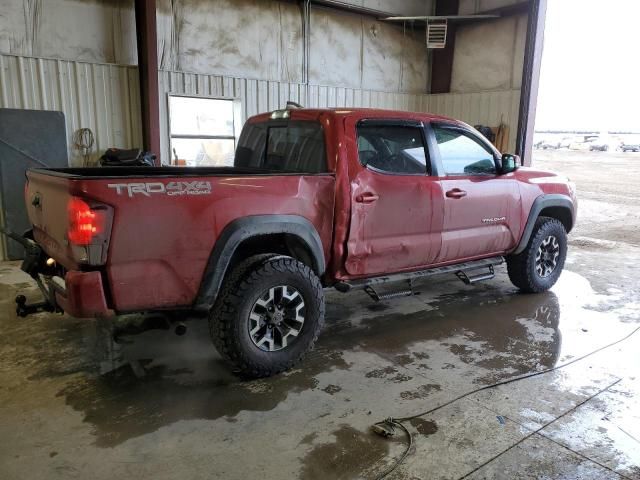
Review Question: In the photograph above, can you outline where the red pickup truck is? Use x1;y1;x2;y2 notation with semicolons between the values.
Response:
13;107;576;377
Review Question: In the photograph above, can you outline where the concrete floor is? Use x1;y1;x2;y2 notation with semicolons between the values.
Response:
1;150;639;479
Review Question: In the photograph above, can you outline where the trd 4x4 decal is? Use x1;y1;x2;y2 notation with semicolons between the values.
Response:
108;181;212;197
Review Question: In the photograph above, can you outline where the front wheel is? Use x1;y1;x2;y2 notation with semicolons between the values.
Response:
506;217;568;293
210;256;325;378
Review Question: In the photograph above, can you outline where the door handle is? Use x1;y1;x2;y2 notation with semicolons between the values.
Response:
446;188;467;199
355;192;379;204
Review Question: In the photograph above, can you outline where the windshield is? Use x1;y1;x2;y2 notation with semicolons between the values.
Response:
234;121;328;173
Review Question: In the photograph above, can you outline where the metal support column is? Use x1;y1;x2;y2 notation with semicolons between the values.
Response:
135;0;161;165
516;0;547;166
430;0;459;94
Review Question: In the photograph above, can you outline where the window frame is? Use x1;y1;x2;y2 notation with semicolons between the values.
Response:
167;93;242;166
427;122;501;177
356;119;432;176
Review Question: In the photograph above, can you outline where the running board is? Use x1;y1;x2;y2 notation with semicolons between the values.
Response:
456;265;496;285
334;257;504;294
364;283;414;302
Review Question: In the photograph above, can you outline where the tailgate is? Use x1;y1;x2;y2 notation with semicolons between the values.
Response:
25;170;113;268
25;170;74;264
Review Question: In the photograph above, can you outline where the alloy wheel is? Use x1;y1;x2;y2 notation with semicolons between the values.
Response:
248;285;305;352
535;235;560;278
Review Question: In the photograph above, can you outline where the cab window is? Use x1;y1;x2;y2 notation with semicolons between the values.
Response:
433;125;497;175
357;124;429;175
234;121;327;173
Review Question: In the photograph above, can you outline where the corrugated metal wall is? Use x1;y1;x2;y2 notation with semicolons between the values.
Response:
428;89;522;152
0;53;520;260
0;53;143;167
160;68;520;163
0;53;519;166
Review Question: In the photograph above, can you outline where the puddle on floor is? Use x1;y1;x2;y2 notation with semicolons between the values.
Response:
0;264;638;458
299;424;401;480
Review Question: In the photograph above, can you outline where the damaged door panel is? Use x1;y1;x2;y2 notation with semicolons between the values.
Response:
344;119;444;276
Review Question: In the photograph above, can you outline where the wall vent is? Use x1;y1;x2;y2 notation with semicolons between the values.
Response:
427;20;448;49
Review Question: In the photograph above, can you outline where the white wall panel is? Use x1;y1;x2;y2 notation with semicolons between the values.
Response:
0;53;142;166
0;0;137;65
451;14;527;93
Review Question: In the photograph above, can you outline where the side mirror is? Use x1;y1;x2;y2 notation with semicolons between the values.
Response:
500;153;519;174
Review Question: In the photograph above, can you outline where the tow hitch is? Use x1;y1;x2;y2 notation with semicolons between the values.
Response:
15;294;56;317
1;227;62;317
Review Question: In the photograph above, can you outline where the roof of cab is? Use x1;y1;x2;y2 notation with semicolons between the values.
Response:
248;107;464;126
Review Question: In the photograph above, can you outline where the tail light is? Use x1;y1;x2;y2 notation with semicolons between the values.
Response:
68;198;100;245
67;197;113;265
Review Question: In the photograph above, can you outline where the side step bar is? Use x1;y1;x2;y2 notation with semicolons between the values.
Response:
456;264;497;285
334;257;504;294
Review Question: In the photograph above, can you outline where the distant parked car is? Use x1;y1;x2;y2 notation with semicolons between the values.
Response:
589;139;609;152
621;142;640;152
557;137;576;149
537;140;559;150
589;144;608;152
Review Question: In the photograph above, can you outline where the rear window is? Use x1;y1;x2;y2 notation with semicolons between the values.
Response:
234;121;327;173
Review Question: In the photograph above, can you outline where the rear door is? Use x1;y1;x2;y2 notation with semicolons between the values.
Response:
344;119;444;276
428;123;521;263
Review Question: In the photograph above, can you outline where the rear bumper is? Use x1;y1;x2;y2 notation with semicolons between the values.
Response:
51;271;112;318
3;230;113;318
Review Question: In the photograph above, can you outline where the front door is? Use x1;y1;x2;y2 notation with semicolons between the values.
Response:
344;119;444;276
429;123;521;264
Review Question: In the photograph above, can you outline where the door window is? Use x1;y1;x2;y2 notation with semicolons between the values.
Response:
357;124;428;175
433;126;497;175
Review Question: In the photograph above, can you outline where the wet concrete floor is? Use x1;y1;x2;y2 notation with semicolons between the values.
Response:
0;243;639;479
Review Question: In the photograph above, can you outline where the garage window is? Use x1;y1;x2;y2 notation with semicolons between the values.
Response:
169;96;237;166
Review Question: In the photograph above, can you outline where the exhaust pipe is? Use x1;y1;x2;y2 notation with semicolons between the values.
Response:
174;322;187;336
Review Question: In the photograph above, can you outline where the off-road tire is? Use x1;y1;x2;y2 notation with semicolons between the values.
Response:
209;256;325;378
506;217;567;293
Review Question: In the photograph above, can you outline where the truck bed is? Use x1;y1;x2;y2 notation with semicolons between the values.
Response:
25;167;336;312
33;166;332;179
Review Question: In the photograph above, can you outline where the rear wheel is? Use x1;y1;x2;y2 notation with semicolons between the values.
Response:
210;256;325;378
506;217;567;293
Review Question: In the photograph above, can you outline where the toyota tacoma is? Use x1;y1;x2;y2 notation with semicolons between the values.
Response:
8;107;577;377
